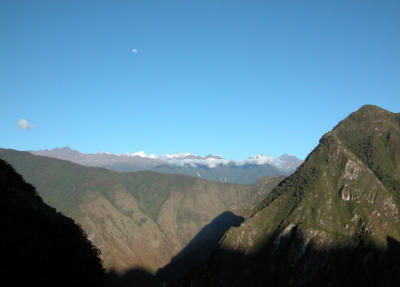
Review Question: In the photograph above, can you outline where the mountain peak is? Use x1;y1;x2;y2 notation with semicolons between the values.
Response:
357;104;388;112
204;104;400;286
55;146;73;151
347;104;395;123
204;154;224;159
35;146;81;157
30;147;303;176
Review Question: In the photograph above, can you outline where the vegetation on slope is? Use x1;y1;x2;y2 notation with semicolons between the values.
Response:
180;105;400;287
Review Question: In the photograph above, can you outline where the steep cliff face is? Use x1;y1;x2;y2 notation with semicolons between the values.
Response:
0;149;283;273
0;159;105;286
184;105;400;287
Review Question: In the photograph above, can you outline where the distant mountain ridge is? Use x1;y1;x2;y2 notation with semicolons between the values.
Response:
30;147;302;184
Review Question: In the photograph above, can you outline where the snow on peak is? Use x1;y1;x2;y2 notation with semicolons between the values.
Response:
133;151;148;157
130;151;157;158
161;153;196;159
245;154;276;165
156;153;227;168
92;149;301;170
117;151;157;158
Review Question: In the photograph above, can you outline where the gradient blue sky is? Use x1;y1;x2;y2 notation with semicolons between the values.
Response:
1;0;399;160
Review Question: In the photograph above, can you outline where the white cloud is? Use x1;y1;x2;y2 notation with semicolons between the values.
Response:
243;154;285;167
160;154;231;168
245;154;275;165
132;48;138;54
132;151;147;157
161;153;194;159
17;119;35;130
125;151;157;158
93;149;299;170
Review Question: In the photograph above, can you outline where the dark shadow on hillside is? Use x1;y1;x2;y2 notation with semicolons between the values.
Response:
0;158;106;287
157;211;244;282
106;211;244;287
107;268;160;287
173;228;400;287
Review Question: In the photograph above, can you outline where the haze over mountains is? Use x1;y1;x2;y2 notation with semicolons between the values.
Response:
31;147;302;184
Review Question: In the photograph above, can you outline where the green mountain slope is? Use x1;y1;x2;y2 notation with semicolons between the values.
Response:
0;158;105;286
0;149;283;273
184;105;400;286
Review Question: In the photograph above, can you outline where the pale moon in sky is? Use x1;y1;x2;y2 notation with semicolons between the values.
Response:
132;48;138;54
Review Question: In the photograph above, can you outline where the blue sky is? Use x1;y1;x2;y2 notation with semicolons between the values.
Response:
1;0;399;160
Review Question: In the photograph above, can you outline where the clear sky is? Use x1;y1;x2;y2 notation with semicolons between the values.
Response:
1;0;399;160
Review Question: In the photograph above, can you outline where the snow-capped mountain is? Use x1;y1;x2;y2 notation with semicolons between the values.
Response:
120;150;301;171
31;147;303;184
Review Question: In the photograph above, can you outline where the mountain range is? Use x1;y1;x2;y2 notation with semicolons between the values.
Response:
31;148;302;184
2;104;400;286
0;148;284;273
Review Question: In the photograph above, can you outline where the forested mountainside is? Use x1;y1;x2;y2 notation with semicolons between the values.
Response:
179;105;400;287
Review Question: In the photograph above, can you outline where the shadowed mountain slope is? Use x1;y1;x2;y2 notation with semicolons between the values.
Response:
157;211;244;282
0;149;284;273
181;105;400;286
0;159;105;286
